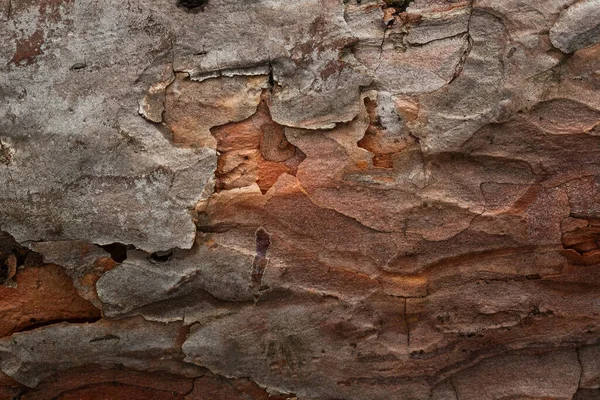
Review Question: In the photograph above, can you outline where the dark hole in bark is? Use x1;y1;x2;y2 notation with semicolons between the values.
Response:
251;228;271;290
70;63;87;70
268;68;275;88
255;228;271;260
16;317;102;333
100;243;128;263
384;0;413;13
150;250;173;263
0;263;8;285
177;0;207;10
89;334;120;343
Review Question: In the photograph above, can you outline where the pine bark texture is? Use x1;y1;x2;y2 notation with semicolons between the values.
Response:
1;0;600;398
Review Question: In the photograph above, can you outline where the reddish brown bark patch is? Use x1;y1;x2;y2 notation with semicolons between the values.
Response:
0;264;100;337
12;29;45;66
10;0;75;66
562;217;600;265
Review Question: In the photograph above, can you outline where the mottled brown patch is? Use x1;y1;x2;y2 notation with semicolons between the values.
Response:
357;98;415;169
10;0;75;65
320;60;345;79
12;29;45;66
80;256;117;301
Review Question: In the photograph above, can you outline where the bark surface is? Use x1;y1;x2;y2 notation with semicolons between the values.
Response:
1;0;600;398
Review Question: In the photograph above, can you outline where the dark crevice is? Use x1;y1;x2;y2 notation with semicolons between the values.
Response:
383;0;413;14
15;317;101;333
449;378;459;400
13;388;28;400
89;334;120;343
195;223;239;233
150;250;173;263
250;227;271;297
449;6;473;84
576;346;584;389
268;62;276;89
0;230;43;286
0;254;16;286
255;228;271;259
404;298;410;350
70;62;87;71
183;379;196;396
0;140;13;165
527;306;554;318
100;243;129;263
176;0;207;12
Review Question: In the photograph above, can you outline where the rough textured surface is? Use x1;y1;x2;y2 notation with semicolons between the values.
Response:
550;0;600;53
1;0;600;398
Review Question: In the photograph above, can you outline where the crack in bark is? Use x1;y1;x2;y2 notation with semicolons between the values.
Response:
250;227;271;301
576;346;584;389
11;317;102;335
448;3;474;85
404;298;410;350
449;377;459;400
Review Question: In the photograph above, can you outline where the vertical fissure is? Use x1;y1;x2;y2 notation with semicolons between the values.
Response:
250;227;271;300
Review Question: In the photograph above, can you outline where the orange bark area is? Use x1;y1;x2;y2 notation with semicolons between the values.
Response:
0;265;100;338
79;256;118;304
211;95;305;193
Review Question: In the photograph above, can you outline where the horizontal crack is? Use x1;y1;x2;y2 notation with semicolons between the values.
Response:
12;317;102;335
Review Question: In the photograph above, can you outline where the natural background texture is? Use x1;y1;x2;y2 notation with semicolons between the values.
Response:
1;0;600;398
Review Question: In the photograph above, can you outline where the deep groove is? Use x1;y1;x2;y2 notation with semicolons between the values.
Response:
384;0;413;14
250;227;271;296
100;243;129;263
15;317;102;333
176;0;207;11
0;230;43;286
268;63;275;89
150;250;174;263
